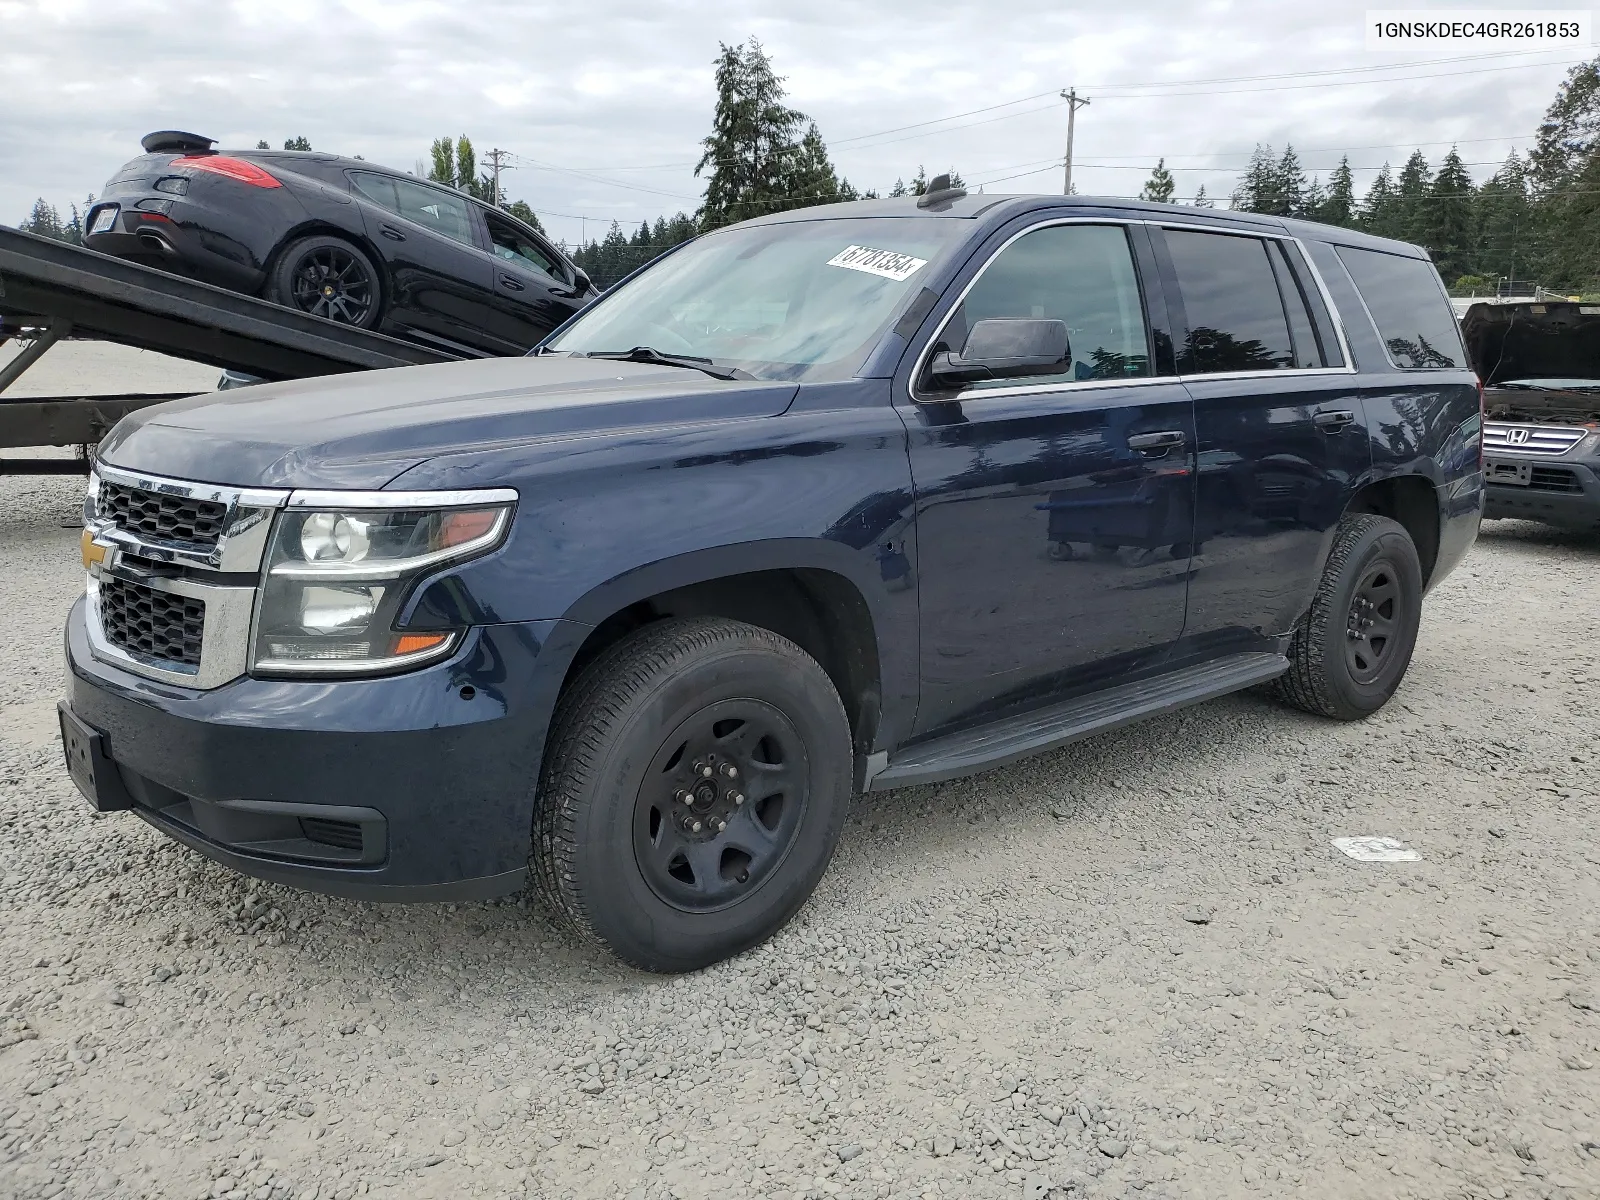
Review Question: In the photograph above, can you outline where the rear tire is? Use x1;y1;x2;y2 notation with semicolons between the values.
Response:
269;235;381;328
532;617;853;972
1272;513;1423;720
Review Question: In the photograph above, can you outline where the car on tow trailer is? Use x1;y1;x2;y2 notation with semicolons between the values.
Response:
60;183;1482;972
84;131;597;359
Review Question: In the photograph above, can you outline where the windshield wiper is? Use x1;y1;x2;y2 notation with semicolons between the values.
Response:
583;346;753;381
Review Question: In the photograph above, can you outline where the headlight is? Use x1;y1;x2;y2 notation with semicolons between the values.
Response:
251;492;514;676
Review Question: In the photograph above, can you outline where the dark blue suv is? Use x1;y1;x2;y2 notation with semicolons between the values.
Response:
60;184;1483;971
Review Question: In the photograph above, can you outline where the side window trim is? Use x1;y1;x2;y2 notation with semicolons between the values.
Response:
1278;239;1347;368
1151;222;1357;381
908;217;1162;404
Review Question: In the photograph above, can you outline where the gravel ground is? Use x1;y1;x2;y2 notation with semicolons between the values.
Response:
2;350;1598;1200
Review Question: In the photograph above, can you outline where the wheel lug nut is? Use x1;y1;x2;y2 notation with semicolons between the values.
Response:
691;820;703;833
700;765;714;778
675;790;692;805
733;793;745;805
715;820;726;832
721;763;738;778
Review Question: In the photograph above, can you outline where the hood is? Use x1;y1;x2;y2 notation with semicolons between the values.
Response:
1461;300;1600;387
97;356;800;489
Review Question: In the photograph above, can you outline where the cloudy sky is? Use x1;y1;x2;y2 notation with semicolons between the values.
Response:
0;0;1588;247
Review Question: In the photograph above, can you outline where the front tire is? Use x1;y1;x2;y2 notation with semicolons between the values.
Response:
1272;513;1423;720
532;617;853;972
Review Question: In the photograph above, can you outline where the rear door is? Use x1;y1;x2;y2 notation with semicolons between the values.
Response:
902;219;1197;737
347;171;504;353
1151;225;1369;657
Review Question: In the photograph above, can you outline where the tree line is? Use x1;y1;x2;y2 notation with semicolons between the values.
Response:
1141;57;1600;293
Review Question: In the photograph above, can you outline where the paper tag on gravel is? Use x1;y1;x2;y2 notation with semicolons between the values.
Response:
826;245;927;281
1332;836;1420;862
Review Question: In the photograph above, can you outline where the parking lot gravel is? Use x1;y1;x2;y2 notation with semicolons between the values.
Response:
1;364;1598;1200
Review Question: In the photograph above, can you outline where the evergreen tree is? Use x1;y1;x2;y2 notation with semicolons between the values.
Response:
788;122;844;206
1531;56;1600;190
1395;150;1433;244
1302;174;1326;221
1318;156;1356;226
18;199;63;240
888;178;907;198
1474;152;1533;284
283;136;312;151
64;204;84;245
1231;144;1283;214
1140;158;1176;203
1426;147;1476;282
695;38;808;228
1277;145;1307;217
1546;148;1600;289
1361;164;1400;238
256;140;270;150
1191;184;1213;208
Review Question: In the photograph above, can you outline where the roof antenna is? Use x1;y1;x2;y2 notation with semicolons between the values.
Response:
917;173;968;210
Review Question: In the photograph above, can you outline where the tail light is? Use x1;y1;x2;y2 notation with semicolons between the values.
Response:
170;155;281;189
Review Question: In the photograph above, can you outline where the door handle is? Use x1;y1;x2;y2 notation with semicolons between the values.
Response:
499;275;526;291
1127;430;1186;454
1314;409;1356;432
379;225;406;241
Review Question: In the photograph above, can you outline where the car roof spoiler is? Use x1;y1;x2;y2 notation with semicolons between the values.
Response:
141;131;216;155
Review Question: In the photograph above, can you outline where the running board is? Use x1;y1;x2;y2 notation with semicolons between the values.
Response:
868;652;1288;791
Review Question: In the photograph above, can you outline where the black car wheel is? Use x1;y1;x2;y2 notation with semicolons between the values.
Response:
532;617;853;973
1272;513;1423;720
269;236;381;328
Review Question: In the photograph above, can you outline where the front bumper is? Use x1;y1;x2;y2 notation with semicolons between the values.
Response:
64;597;582;901
1483;456;1600;529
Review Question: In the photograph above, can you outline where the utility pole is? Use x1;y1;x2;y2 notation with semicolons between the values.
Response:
1060;89;1091;196
485;148;511;208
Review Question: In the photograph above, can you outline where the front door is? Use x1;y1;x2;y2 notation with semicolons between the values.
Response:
480;210;584;349
902;220;1196;737
1152;226;1372;656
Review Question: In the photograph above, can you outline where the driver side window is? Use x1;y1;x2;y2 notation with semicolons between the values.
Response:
942;223;1152;390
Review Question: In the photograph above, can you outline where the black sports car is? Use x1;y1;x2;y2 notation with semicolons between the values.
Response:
84;131;598;358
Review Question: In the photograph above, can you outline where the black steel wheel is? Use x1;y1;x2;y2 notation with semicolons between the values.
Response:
533;617;852;972
269;236;380;328
1272;513;1423;720
634;699;809;913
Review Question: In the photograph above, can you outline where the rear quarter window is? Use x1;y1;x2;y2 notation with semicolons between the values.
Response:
1336;246;1465;369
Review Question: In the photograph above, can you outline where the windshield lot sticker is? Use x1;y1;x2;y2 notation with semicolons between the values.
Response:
826;245;928;282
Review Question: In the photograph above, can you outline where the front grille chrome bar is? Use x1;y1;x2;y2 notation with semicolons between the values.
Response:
85;462;290;574
1482;421;1589;457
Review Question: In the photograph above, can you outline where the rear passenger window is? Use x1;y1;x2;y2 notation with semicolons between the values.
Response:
1165;230;1296;374
941;223;1152;390
1336;246;1465;369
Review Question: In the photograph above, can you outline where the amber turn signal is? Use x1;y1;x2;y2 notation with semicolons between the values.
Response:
391;633;450;656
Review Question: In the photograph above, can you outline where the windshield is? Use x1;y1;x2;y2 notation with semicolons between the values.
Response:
544;217;968;382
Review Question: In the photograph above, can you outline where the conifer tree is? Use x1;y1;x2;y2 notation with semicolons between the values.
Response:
1395;150;1433;244
1427;147;1477;283
695;38;808;228
1140;159;1176;203
1191;184;1213;208
1361;164;1400;238
1319;156;1356;226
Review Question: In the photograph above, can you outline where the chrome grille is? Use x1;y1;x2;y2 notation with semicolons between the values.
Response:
98;576;205;668
1482;421;1588;457
99;481;228;547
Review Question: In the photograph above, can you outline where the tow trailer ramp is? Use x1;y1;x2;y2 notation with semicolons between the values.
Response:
0;226;456;474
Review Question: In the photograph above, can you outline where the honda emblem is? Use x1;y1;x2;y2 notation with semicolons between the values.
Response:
1506;427;1530;445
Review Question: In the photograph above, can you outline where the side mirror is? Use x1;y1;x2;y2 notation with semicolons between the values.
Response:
571;267;593;294
928;318;1071;387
